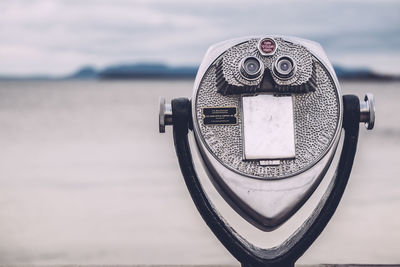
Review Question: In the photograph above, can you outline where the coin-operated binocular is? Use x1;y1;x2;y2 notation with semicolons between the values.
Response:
159;36;375;267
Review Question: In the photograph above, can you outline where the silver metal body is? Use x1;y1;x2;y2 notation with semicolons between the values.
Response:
191;36;343;231
157;35;375;231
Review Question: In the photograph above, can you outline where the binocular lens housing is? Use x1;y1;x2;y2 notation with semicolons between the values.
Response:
239;56;263;80
274;56;296;79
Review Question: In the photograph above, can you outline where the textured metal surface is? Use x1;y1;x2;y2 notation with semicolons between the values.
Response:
195;37;340;179
215;38;318;95
190;36;343;229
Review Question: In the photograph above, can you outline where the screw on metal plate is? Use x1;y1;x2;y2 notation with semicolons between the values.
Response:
159;97;173;133
359;93;375;130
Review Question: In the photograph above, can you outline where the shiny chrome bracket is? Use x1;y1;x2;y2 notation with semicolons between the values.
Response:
360;93;375;130
159;97;172;133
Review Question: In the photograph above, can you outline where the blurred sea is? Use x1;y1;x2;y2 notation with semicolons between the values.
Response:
0;80;398;265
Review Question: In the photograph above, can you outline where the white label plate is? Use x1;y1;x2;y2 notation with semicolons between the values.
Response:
242;94;295;160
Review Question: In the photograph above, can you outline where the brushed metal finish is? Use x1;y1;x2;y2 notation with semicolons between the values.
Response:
191;36;343;231
360;93;375;130
193;130;339;230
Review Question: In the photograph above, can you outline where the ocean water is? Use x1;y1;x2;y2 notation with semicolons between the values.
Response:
0;80;398;265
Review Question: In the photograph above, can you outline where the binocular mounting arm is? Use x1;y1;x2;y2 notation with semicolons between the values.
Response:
160;94;372;267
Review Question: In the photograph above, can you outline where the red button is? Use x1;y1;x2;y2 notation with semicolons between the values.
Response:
259;38;276;54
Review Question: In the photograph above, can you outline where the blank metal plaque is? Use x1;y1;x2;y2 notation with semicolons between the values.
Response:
242;94;295;160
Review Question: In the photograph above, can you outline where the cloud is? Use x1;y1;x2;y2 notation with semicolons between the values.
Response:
0;0;399;75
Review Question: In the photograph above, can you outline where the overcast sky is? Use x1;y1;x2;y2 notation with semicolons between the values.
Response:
0;0;399;75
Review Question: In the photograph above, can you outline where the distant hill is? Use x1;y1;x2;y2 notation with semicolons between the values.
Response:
68;63;198;80
68;63;399;81
67;66;98;79
333;65;398;81
1;62;399;81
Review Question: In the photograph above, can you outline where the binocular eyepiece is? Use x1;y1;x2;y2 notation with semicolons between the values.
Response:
239;56;264;80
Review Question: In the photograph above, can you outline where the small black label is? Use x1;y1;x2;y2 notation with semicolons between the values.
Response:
203;107;237;125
